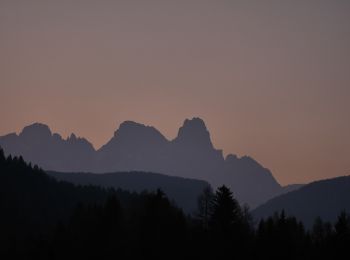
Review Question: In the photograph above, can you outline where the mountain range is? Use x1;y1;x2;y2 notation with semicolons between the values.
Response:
0;117;297;207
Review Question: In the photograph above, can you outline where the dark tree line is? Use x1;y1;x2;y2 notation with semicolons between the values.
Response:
1;148;350;260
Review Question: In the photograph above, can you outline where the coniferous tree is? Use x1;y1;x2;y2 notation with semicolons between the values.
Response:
335;211;350;236
334;210;350;255
210;185;243;237
0;147;5;162
197;185;214;229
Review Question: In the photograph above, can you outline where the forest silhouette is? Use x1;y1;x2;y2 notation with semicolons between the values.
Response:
1;147;350;260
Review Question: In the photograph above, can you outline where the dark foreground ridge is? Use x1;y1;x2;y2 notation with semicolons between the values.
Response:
1;147;350;260
48;170;209;214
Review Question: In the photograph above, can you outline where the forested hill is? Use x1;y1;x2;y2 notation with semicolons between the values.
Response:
0;148;141;237
2;147;350;259
253;175;350;227
0;147;187;259
48;171;209;214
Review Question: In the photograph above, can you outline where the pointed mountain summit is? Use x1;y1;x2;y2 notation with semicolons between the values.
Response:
67;133;78;141
168;117;225;184
173;117;214;149
66;133;95;151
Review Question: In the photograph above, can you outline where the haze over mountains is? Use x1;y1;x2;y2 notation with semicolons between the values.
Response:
0;117;293;207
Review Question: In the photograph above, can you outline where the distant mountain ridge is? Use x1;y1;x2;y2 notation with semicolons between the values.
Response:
253;175;350;227
0;123;95;172
0;118;292;207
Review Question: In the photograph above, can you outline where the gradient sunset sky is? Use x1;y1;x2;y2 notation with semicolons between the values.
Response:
1;0;349;185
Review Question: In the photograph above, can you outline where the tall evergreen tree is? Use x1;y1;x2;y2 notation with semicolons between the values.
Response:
210;185;243;236
0;147;5;162
335;211;350;236
334;210;350;254
197;185;214;229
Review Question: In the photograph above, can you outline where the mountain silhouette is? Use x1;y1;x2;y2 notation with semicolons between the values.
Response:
222;154;285;207
0;123;95;172
97;121;170;173
253;175;350;227
173;117;214;149
0;117;294;207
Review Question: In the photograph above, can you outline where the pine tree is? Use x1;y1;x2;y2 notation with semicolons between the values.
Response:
197;185;214;229
335;211;350;237
210;185;242;235
0;147;5;162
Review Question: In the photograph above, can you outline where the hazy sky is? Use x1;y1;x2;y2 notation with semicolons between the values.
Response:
1;0;349;185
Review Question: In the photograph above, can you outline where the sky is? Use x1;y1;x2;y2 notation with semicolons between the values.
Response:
1;0;349;185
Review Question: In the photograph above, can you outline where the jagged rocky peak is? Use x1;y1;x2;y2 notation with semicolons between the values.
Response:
67;133;83;143
174;117;213;148
68;133;77;141
66;133;95;151
20;123;52;139
67;133;87;142
225;154;239;162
